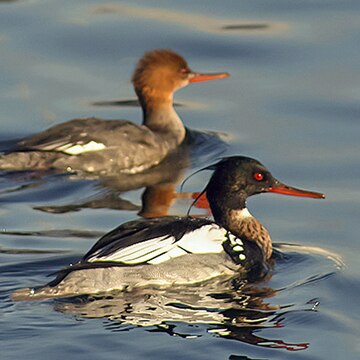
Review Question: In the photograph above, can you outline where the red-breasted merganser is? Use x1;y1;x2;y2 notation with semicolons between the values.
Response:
12;156;324;300
0;49;229;174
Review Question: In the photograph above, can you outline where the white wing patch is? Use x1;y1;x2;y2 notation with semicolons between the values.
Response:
88;224;228;266
57;141;106;155
172;225;226;254
149;224;227;265
87;236;175;264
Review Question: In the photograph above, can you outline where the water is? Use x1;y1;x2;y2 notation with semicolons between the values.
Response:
1;0;359;359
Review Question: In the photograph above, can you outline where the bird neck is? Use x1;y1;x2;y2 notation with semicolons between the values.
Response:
215;207;273;260
136;88;186;145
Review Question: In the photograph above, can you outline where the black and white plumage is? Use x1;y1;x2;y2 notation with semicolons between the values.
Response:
0;49;229;174
39;216;263;292
11;156;324;300
83;217;250;265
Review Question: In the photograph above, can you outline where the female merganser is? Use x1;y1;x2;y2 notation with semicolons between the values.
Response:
0;49;229;174
32;128;229;215
12;156;324;300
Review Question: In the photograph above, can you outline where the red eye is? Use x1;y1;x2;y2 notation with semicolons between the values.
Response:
254;172;264;181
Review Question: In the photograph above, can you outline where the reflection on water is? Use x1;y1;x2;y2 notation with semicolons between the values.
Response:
49;245;339;352
222;24;270;31
0;128;228;216
91;99;186;108
55;281;299;349
91;4;288;35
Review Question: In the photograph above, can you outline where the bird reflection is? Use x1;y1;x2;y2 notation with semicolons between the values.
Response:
1;128;228;217
53;274;308;351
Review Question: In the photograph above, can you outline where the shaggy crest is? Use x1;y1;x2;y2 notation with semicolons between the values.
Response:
132;49;190;95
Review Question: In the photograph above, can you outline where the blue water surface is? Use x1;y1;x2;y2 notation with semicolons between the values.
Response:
0;1;359;359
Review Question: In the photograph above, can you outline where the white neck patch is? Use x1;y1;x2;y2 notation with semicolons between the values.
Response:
236;208;253;219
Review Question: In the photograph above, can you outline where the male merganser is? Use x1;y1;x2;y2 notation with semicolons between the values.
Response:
12;156;324;300
0;49;229;174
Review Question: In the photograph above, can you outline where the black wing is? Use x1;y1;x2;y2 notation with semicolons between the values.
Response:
82;216;223;264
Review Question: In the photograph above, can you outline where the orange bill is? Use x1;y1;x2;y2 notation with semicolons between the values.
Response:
189;72;230;83
268;182;325;199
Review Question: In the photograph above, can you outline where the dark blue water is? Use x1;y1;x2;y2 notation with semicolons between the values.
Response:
1;1;359;359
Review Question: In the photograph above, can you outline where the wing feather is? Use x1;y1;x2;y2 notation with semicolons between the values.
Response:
88;236;176;263
83;217;228;266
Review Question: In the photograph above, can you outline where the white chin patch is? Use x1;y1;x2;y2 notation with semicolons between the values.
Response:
58;141;106;155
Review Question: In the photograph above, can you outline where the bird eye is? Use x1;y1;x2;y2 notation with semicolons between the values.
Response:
180;68;190;74
253;172;264;181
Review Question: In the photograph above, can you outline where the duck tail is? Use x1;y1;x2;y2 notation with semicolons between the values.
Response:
11;286;55;301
